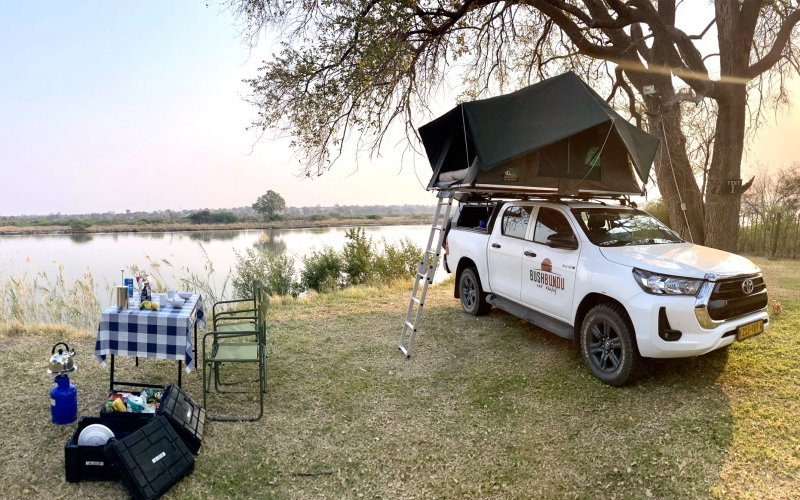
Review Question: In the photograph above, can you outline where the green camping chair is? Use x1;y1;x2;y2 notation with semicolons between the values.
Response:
202;293;269;422
211;283;264;336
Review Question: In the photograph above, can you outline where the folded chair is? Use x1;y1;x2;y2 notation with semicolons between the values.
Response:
202;292;268;421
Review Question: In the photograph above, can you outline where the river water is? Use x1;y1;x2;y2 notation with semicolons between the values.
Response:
0;225;443;304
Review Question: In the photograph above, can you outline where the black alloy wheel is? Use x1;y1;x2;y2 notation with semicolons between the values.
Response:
459;267;490;316
580;304;638;386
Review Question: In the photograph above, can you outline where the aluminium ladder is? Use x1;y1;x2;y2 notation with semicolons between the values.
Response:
399;190;455;357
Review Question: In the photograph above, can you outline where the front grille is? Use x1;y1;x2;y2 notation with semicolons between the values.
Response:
707;274;768;321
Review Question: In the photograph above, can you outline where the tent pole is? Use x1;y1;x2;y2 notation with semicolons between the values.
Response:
460;107;470;170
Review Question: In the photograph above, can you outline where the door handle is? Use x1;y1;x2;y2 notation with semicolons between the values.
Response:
491;243;501;248
524;251;537;258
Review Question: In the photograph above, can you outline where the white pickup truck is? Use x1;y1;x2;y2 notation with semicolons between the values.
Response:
444;198;769;385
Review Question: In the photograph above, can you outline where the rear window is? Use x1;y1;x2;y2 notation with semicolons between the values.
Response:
501;206;532;239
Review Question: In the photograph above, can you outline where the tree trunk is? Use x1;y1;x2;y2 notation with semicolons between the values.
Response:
704;1;752;252
703;93;747;252
643;84;705;244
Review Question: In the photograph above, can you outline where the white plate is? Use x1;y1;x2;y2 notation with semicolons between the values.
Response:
177;291;192;300
77;424;115;446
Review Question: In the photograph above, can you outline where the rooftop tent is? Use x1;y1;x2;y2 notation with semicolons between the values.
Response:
419;72;660;195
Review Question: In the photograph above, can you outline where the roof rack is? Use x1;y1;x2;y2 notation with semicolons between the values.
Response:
445;185;637;206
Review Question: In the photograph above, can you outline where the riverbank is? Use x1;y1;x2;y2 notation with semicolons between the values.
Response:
0;215;431;236
3;259;798;497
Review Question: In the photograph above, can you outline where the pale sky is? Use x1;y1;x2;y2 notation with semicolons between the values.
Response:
1;2;798;216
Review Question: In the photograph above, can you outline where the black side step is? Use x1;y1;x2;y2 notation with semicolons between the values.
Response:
486;294;574;340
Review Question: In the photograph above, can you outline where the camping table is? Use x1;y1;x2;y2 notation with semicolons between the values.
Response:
94;294;205;391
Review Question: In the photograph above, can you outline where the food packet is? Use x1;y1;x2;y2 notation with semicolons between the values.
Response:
127;395;146;413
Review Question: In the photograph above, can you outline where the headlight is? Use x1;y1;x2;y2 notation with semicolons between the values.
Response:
632;268;703;296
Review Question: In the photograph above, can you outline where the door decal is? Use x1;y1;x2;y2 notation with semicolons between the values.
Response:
529;258;565;294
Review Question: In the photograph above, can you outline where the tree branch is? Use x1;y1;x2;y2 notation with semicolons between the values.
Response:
747;9;800;78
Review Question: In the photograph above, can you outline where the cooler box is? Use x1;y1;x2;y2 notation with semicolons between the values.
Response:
101;385;205;455
65;414;152;483
103;415;194;500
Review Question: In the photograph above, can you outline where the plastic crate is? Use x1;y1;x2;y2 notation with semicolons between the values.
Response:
64;414;152;483
103;415;194;500
101;385;204;454
159;385;204;454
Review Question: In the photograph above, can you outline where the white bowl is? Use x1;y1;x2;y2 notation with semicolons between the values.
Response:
177;291;192;300
169;298;185;308
77;424;115;446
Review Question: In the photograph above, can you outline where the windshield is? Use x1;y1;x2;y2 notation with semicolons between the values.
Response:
571;207;683;247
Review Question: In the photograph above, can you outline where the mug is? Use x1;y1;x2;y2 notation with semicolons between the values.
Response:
115;286;129;309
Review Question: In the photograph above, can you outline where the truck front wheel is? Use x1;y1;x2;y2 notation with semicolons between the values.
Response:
459;267;491;316
580;304;639;386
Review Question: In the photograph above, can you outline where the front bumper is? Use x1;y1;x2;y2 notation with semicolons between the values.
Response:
626;291;769;358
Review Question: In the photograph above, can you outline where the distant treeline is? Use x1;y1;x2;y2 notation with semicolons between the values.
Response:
0;204;436;229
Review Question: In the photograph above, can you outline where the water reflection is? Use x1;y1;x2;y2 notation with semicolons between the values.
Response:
68;233;93;244
188;230;240;242
252;230;287;255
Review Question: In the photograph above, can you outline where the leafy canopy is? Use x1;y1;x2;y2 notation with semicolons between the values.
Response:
252;190;286;220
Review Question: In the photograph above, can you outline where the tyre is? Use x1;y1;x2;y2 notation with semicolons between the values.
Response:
459;267;491;316
580;304;639;386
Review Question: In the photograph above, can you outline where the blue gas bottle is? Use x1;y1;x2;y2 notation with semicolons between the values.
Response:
50;374;78;425
48;342;78;425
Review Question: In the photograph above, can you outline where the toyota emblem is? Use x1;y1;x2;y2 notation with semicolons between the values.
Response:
742;278;754;295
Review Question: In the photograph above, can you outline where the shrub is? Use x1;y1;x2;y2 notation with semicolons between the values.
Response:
302;247;343;293
210;211;238;224
366;214;382;220
643;199;672;227
307;214;329;222
372;238;422;282
342;227;373;286
68;220;92;232
232;248;300;298
188;210;212;224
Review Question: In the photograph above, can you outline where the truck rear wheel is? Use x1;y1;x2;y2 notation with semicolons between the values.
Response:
580;304;639;386
459;267;491;316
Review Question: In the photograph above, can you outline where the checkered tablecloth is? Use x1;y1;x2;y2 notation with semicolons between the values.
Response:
95;294;205;372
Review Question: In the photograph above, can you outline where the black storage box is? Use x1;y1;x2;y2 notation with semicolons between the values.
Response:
158;385;205;455
101;385;205;454
65;414;152;483
104;415;194;500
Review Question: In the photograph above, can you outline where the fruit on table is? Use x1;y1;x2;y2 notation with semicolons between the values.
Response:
140;301;152;310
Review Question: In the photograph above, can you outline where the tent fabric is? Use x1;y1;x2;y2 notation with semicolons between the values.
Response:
419;72;660;195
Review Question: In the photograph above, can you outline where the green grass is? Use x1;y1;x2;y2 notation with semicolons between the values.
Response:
1;261;798;498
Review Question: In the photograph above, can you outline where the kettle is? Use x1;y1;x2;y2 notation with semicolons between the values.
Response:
48;342;77;374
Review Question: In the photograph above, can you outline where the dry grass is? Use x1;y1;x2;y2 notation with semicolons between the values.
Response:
1;262;798;498
0;216;428;236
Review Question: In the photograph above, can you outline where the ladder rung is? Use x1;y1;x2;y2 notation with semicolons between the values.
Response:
404;321;416;331
411;297;422;305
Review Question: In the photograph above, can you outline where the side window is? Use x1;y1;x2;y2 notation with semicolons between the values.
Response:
501;206;532;239
533;208;573;244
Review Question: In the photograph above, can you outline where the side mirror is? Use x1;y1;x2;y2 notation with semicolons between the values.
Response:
546;233;578;250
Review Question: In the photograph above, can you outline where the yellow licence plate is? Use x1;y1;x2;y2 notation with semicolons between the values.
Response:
737;320;764;341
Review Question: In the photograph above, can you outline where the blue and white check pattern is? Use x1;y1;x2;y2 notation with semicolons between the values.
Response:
95;294;205;372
